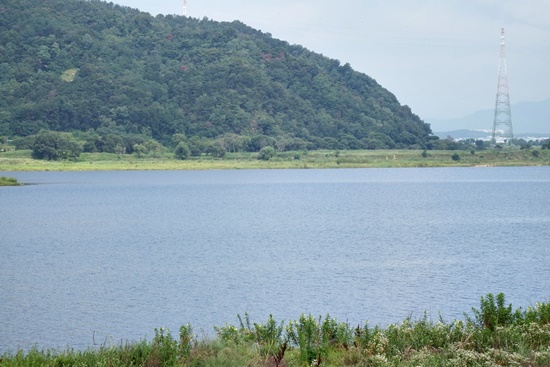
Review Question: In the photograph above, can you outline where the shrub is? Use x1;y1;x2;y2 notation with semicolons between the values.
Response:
258;146;276;161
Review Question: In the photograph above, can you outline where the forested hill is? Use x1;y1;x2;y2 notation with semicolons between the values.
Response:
0;0;433;151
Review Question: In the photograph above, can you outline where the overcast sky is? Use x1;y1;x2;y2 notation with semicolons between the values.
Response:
110;0;550;121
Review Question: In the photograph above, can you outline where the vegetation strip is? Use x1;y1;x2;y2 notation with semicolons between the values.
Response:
1;148;549;172
2;293;549;366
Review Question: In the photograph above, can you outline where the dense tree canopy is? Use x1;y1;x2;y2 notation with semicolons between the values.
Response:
31;130;81;160
0;0;434;151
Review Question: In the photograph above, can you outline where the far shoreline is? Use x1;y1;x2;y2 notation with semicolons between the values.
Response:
1;148;548;172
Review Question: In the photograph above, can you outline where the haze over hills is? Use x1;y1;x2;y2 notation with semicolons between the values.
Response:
426;98;550;136
0;0;435;151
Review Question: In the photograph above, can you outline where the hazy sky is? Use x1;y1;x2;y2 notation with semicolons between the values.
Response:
110;0;550;121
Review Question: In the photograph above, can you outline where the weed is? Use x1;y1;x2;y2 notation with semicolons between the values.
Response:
287;314;323;365
150;327;178;366
468;293;521;331
286;314;351;365
253;314;287;365
213;313;255;345
525;302;550;325
179;323;193;360
3;295;550;367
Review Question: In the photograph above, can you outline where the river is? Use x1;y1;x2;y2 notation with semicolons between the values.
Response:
1;167;549;352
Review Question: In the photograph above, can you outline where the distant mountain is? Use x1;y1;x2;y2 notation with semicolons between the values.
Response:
426;99;550;134
432;129;549;141
0;0;431;151
432;129;491;140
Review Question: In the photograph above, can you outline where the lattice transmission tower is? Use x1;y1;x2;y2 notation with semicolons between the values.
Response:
492;28;513;144
182;0;188;16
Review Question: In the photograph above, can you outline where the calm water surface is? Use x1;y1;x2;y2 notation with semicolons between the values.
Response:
1;167;549;351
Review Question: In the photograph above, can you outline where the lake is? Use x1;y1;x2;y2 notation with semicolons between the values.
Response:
1;167;549;352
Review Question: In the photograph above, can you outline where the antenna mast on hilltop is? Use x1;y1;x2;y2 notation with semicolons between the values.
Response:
492;28;513;144
182;0;188;16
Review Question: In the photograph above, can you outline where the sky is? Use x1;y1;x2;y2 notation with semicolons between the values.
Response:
110;0;550;121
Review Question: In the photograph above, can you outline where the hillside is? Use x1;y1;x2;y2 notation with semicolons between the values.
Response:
0;0;433;152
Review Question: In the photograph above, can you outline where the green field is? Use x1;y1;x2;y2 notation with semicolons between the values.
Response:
1;148;548;172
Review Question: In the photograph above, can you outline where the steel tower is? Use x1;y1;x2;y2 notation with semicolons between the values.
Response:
183;0;188;16
492;28;513;143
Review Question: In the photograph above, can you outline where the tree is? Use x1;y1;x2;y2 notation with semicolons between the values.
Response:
101;134;125;154
133;144;147;158
31;130;81;160
174;141;191;160
171;133;187;147
145;139;164;157
206;141;226;158
258;146;276;161
188;137;206;156
475;140;487;151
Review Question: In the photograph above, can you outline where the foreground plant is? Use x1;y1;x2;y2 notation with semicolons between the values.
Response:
253;314;287;366
468;292;521;331
2;294;549;367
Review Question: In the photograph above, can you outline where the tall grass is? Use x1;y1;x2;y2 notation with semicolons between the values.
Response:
2;294;550;366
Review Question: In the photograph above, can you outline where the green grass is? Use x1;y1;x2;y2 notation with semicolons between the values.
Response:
60;68;79;82
2;294;549;366
1;148;549;171
0;176;22;186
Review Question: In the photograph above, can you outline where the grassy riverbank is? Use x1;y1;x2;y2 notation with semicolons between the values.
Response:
1;148;549;171
2;294;549;367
